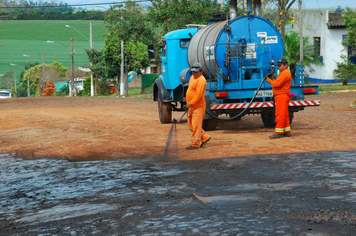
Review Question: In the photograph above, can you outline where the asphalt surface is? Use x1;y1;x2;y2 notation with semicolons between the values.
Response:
1;151;356;235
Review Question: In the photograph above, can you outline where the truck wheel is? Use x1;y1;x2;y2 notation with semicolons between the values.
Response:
289;111;294;125
203;119;218;131
261;111;275;128
261;111;294;128
229;113;242;120
158;94;172;124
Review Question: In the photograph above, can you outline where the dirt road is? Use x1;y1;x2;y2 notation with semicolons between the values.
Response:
0;92;355;161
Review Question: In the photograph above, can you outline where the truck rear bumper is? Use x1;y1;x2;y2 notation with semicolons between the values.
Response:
210;100;321;110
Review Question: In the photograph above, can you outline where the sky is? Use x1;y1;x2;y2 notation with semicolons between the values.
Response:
291;0;356;9
56;0;356;10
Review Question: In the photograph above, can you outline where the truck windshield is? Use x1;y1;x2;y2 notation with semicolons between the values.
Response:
180;39;190;48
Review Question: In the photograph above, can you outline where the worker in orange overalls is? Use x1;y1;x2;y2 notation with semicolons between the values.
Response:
265;58;292;139
185;62;211;150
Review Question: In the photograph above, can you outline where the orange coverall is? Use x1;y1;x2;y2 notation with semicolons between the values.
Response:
267;69;292;134
186;74;211;147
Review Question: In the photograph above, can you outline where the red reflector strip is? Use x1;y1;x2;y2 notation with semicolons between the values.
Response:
303;88;316;94
215;92;228;98
210;100;321;110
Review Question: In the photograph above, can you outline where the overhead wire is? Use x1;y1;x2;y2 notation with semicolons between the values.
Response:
0;0;151;9
315;0;323;16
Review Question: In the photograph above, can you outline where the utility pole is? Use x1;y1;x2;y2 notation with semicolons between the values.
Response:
90;22;94;97
66;24;93;96
120;40;124;96
27;61;30;97
299;0;303;63
125;60;128;97
42;52;45;94
71;37;75;96
14;69;16;97
298;0;304;84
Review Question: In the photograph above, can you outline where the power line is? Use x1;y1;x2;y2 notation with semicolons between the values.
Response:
0;0;151;9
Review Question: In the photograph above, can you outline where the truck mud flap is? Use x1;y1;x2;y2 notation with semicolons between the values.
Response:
154;77;171;102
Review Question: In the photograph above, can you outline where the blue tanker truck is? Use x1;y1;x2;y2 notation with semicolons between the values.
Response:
153;0;320;130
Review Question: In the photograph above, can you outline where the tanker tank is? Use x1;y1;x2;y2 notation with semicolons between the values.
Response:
187;15;284;81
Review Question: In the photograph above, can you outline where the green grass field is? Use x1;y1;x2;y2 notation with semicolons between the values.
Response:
0;20;108;81
318;84;356;92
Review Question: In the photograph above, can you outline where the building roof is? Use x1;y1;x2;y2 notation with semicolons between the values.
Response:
78;66;91;73
327;13;346;29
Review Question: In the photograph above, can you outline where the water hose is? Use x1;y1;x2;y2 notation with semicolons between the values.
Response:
177;109;188;123
205;76;267;121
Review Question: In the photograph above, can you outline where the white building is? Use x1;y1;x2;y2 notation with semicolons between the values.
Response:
69;78;85;96
294;10;356;83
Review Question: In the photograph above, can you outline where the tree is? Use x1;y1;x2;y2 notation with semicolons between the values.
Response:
85;47;106;95
57;83;69;96
82;77;91;96
103;32;122;94
22;61;68;96
333;54;356;85
104;2;153;43
335;6;344;13
269;0;297;38
340;7;356;92
148;0;222;35
124;41;150;73
104;1;155;95
283;31;323;81
342;8;356;48
0;71;13;90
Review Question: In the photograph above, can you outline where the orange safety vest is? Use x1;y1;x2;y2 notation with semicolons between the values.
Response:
268;69;291;96
186;74;210;147
186;74;206;108
267;69;292;134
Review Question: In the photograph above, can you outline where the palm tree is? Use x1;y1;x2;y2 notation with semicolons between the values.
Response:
283;31;323;81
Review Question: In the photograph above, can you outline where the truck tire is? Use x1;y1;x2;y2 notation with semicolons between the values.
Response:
229;113;242;120
261;111;294;128
158;93;172;124
261;111;275;127
203;119;218;131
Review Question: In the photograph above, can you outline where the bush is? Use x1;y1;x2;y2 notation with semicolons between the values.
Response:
17;85;28;97
333;54;356;85
82;77;91;96
97;77;111;95
57;84;69;96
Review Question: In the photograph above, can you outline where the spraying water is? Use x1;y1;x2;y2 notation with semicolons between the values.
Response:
162;110;187;158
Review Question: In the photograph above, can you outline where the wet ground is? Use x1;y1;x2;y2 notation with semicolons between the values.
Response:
1;151;356;235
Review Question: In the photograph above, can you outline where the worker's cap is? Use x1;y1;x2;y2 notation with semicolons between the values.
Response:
277;58;288;65
190;62;202;72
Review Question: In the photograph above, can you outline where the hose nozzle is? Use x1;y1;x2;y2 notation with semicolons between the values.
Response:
264;72;275;81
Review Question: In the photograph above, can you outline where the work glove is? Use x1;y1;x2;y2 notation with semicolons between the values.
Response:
265;72;275;80
186;103;192;109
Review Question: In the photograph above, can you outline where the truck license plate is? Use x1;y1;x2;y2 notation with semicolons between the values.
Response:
256;90;273;97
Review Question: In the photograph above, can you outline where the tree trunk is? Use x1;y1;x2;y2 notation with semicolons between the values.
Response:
276;0;297;39
290;64;296;82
